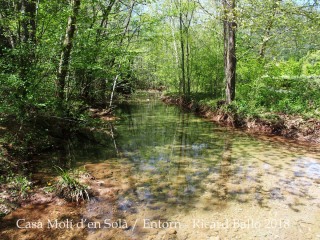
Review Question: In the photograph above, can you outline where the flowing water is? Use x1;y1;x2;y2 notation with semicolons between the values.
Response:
1;93;320;240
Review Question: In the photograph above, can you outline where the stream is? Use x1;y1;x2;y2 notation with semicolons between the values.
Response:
1;93;320;240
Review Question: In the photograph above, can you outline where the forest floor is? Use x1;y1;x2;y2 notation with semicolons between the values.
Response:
162;94;320;145
0;108;117;219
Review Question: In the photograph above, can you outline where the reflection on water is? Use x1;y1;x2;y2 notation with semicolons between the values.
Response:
82;94;320;239
2;93;320;239
111;96;320;206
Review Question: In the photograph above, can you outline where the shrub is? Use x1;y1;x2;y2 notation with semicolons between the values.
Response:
301;50;320;76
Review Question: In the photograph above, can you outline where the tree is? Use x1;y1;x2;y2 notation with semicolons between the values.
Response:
258;0;281;59
175;0;195;96
223;0;237;104
56;0;81;109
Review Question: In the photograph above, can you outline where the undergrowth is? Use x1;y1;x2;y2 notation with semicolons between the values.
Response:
54;167;91;203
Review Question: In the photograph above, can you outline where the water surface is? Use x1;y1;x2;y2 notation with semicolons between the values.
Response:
2;93;320;240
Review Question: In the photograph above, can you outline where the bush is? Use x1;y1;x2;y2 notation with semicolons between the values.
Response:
301;50;320;76
237;74;320;117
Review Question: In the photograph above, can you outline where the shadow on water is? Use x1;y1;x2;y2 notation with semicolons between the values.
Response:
1;93;320;239
98;96;320;217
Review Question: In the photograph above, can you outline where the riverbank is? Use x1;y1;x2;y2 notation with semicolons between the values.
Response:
0;162;129;240
1;94;320;239
162;94;320;144
0;108;117;218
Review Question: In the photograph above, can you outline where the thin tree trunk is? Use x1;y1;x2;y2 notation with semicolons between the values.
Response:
109;65;120;108
186;31;191;96
106;0;135;105
179;9;186;95
223;0;237;104
56;0;80;106
169;16;180;85
19;0;37;101
19;0;36;43
0;14;15;51
96;0;117;42
78;0;117;104
185;0;195;97
259;22;273;59
20;0;29;43
120;0;135;46
259;0;280;58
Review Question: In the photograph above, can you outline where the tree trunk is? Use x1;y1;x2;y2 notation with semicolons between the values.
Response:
109;70;120;108
19;0;37;103
20;0;37;44
185;0;195;97
105;0;135;104
169;16;180;86
0;4;16;50
259;0;280;59
56;0;80;106
96;0;117;42
179;10;186;95
223;0;237;104
77;0;117;104
186;31;191;96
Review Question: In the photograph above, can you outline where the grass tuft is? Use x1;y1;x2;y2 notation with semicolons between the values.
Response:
54;167;91;203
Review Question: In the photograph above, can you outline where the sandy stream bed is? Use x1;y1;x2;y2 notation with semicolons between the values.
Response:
1;156;320;240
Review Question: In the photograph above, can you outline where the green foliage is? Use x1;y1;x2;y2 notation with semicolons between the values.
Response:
54;167;90;203
237;56;265;83
237;75;320;117
0;173;32;198
13;175;32;197
301;50;320;75
0;0;319;166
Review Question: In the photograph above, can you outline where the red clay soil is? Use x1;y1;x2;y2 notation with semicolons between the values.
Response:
0;162;130;240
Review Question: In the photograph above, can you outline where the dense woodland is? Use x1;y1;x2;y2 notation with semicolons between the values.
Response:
0;0;319;160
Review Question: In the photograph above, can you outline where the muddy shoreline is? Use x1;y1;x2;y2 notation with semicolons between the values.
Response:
162;95;320;145
0;162;129;240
